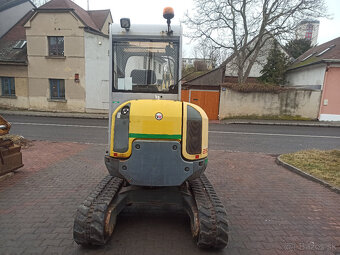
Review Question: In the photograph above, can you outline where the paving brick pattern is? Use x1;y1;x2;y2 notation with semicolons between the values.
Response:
0;141;339;255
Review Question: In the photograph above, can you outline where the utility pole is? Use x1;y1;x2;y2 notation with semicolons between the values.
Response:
87;0;89;10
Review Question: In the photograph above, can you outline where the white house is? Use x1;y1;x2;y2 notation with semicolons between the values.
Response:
286;37;340;121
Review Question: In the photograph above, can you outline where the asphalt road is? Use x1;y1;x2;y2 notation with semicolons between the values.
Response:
3;114;340;154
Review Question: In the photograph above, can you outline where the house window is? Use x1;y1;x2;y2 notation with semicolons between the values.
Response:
1;77;15;96
50;79;65;99
301;53;314;62
305;32;312;40
316;44;336;57
48;36;64;56
13;40;26;49
306;24;313;32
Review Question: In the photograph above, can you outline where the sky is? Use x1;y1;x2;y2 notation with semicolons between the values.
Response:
317;0;340;44
72;0;340;57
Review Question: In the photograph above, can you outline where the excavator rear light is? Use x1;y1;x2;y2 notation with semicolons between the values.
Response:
113;103;130;154
186;105;202;155
121;105;130;115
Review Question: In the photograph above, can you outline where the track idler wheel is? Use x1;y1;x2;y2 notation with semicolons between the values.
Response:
104;206;117;238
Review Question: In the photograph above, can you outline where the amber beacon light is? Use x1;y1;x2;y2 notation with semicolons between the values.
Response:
163;7;174;34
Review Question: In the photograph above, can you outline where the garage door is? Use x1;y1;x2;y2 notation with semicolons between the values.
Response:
182;90;220;120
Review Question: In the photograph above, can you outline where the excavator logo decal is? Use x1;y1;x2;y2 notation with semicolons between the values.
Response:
155;112;163;120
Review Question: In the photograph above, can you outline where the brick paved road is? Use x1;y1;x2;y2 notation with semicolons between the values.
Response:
0;141;339;255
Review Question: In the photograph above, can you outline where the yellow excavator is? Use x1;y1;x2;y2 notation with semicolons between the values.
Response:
73;8;229;249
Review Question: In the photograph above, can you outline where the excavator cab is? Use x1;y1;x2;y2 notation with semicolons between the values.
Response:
73;8;229;249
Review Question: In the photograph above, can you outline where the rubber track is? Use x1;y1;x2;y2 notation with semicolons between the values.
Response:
73;175;123;245
189;174;229;249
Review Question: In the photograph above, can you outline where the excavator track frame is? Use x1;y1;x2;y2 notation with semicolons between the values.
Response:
73;176;123;245
189;174;229;249
73;174;229;249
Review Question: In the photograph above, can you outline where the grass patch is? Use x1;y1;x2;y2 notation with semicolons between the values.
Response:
222;82;291;93
223;115;313;121
280;149;340;188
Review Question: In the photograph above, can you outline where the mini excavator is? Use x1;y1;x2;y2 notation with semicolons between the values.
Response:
73;8;229;249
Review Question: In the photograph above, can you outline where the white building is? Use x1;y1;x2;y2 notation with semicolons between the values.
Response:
295;20;320;46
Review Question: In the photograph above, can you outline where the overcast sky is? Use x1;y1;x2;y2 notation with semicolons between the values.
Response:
72;0;340;57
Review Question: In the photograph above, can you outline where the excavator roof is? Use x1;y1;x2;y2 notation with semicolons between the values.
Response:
110;23;182;39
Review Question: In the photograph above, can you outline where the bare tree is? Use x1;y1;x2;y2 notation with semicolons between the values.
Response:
193;38;227;68
185;0;327;84
194;60;208;71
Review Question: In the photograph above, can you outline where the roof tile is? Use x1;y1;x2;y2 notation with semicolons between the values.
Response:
39;0;110;33
0;10;34;63
0;0;31;12
88;9;110;31
290;37;340;69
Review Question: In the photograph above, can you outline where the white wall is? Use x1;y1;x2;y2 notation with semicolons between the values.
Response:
84;32;110;112
219;88;321;120
0;1;34;37
286;64;326;88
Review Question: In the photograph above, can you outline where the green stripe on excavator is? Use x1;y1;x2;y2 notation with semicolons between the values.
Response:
129;133;182;139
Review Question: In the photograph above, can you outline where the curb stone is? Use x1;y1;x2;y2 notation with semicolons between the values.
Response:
276;156;340;194
0;109;108;119
221;120;340;127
